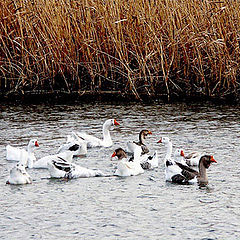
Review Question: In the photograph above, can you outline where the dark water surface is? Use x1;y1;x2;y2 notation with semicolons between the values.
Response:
0;102;239;239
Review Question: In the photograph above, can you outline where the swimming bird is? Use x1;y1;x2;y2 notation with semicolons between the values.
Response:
57;132;87;156
127;129;152;154
111;145;144;176
6;139;39;167
31;144;79;169
173;149;187;166
184;151;203;166
6;163;32;185
47;158;104;179
76;119;120;148
158;137;217;186
139;151;159;170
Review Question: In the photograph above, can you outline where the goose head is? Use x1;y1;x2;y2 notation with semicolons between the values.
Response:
157;136;171;144
111;148;127;160
139;129;152;143
104;119;120;130
16;162;26;172
200;155;217;169
28;139;39;148
174;149;185;157
9;162;26;178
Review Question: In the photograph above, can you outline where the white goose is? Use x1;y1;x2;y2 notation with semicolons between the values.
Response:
6;163;32;185
57;132;88;156
47;158;104;179
31;144;79;169
6;139;39;166
157;137;217;185
111;145;144;177
76;119;120;148
173;149;188;166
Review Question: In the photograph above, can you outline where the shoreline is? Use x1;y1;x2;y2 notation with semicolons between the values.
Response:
0;90;239;105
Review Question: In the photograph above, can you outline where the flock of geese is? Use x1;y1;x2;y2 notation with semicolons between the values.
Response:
5;119;217;187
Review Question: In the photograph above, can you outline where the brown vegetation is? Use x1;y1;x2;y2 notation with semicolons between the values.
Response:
1;0;240;102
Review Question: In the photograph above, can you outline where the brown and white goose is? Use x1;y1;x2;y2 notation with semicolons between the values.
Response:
173;156;217;186
127;129;152;154
158;137;217;186
111;145;144;176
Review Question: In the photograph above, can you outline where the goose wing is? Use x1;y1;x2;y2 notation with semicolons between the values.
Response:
175;162;199;180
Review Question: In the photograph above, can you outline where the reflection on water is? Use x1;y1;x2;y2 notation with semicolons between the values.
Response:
0;102;240;239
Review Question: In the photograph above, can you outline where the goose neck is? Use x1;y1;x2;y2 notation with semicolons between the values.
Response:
198;159;208;185
27;145;34;153
139;133;144;145
102;124;111;142
165;141;173;159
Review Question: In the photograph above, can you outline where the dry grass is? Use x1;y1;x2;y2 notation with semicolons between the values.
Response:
1;0;240;101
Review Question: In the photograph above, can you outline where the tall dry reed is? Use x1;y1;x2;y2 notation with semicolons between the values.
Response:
1;0;240;101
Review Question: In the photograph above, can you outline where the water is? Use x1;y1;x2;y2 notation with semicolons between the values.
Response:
0;102;239;239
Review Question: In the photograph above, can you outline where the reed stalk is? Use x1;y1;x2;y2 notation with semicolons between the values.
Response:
0;0;240;101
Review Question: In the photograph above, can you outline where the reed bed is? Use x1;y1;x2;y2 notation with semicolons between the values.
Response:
1;0;240;101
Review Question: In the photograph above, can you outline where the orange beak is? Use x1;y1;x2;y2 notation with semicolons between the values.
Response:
157;138;162;143
148;131;152;135
111;152;116;158
35;141;39;147
210;156;217;163
114;119;120;126
180;150;185;157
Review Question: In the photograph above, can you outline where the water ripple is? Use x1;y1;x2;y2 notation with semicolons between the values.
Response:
0;103;239;239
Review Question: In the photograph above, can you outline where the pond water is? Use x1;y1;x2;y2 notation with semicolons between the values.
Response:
0;102;239;239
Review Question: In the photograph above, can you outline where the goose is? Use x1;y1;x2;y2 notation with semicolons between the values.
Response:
47;158;104;179
76;119;120;148
31;144;79;169
158;137;217;186
111;145;144;176
6;139;39;165
174;149;188;166
127;129;152;154
6;163;32;185
184;151;203;166
57;132;87;156
139;151;159;170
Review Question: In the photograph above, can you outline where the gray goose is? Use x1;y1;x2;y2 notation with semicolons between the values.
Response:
166;155;217;186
